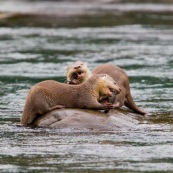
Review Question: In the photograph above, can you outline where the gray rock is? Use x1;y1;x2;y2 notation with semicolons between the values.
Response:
33;108;142;131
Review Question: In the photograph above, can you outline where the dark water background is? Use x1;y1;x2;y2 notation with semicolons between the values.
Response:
0;0;173;172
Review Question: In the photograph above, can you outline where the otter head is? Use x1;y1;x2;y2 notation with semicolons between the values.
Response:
66;61;91;85
97;74;121;99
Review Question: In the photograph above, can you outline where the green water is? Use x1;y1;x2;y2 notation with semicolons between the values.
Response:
0;0;173;172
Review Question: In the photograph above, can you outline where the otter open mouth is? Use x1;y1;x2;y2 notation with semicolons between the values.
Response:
67;71;84;85
73;71;83;79
73;73;78;79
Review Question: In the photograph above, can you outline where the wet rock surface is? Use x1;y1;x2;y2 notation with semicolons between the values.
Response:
32;108;141;131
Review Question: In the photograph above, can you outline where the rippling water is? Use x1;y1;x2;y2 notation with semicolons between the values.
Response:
0;0;173;172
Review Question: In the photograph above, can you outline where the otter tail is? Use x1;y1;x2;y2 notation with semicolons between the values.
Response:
124;93;147;115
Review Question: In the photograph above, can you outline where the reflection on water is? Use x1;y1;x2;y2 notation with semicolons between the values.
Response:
0;0;173;172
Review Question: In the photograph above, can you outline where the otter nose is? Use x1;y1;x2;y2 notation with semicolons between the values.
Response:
74;65;81;69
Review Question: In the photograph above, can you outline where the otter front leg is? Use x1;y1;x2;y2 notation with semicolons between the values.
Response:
103;102;121;113
103;102;115;113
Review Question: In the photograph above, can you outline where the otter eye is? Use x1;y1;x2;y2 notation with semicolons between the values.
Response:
78;72;82;75
114;82;116;85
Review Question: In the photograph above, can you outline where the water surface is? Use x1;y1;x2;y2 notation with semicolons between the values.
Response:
0;0;173;172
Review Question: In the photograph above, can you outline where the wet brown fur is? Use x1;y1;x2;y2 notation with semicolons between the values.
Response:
21;74;121;125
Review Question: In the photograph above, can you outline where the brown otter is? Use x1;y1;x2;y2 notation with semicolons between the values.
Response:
21;74;121;125
66;61;92;85
66;61;148;115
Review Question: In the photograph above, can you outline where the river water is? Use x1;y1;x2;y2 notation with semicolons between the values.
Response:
0;0;173;172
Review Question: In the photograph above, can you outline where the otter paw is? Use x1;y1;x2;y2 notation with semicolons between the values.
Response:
103;103;114;113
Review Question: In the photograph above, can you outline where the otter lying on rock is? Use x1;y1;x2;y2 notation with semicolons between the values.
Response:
66;61;149;115
21;74;121;126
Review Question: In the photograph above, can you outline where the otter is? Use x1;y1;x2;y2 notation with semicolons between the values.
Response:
66;61;92;85
66;61;148;115
21;74;121;125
